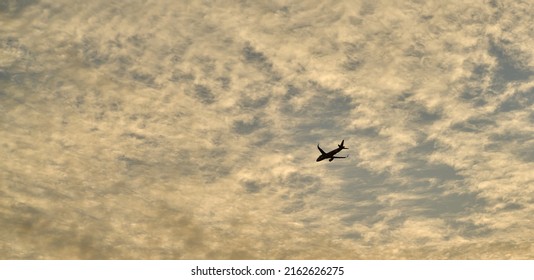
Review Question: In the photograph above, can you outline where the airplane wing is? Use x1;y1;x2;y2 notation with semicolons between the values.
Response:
317;144;326;155
329;155;348;162
333;154;349;159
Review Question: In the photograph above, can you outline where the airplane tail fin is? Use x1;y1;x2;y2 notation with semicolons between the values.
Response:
338;139;348;149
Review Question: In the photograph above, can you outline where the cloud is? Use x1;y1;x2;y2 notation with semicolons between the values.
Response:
1;0;533;259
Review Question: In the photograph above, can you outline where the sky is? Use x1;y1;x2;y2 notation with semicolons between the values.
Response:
1;0;533;259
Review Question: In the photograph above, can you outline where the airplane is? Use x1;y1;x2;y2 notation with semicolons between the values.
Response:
316;140;349;162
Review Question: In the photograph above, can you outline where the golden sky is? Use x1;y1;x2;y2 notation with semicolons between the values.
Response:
1;0;533;259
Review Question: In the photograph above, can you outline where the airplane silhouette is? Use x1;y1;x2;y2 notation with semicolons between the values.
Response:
316;140;349;162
